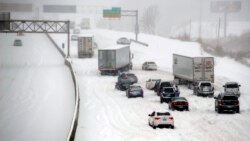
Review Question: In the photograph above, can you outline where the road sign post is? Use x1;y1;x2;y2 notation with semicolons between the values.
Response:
103;7;139;41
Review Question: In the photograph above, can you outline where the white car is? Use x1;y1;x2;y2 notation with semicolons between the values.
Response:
223;82;241;97
73;28;80;34
71;35;78;41
146;79;161;90
148;111;174;129
142;62;157;70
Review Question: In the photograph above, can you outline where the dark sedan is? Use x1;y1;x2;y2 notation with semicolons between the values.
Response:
115;81;131;91
126;85;144;98
169;97;189;111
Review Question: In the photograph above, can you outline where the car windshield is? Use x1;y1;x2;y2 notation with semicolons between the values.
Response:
223;96;238;100
130;86;141;90
163;88;174;93
173;97;186;101
126;74;135;77
161;82;172;88
201;83;211;87
157;112;170;116
148;62;155;64
226;84;238;88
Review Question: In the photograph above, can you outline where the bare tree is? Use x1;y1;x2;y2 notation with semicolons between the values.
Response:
141;5;159;34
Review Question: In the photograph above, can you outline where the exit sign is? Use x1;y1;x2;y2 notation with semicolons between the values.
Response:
103;7;121;18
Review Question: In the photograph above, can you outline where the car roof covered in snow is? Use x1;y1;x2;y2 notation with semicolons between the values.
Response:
101;45;129;50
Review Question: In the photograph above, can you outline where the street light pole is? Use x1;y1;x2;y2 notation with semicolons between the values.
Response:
199;0;202;41
135;10;139;41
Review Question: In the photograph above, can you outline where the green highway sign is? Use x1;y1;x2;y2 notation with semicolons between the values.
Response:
103;7;121;18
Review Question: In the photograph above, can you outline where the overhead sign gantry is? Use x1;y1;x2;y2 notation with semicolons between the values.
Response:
0;15;71;57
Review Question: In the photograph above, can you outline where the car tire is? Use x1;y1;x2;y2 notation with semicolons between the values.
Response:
236;107;240;113
170;125;175;129
186;107;189;111
218;107;222;113
153;125;156;129
160;98;163;103
197;92;200;96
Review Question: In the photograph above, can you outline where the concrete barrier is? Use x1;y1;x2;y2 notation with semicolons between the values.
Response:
46;33;79;141
130;39;149;47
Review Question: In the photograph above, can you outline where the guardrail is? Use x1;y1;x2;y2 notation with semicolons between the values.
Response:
46;33;79;141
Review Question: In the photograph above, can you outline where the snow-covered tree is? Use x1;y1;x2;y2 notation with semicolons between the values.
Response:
141;5;159;34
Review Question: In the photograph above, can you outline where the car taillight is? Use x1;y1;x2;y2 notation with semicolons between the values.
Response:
218;100;223;105
172;102;176;105
236;100;239;105
154;117;161;120
169;116;174;120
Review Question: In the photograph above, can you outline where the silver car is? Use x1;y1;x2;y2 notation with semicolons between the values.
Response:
146;79;161;90
14;39;22;46
148;111;174;129
142;62;157;70
116;37;130;45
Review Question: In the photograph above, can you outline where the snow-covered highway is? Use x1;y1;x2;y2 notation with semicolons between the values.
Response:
0;33;75;141
52;29;250;141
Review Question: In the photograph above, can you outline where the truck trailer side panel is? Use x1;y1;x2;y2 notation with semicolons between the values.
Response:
115;46;130;69
173;54;194;81
173;54;214;83
98;46;130;75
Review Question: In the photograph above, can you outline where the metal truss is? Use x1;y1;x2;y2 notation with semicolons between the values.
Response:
0;20;69;33
0;20;71;57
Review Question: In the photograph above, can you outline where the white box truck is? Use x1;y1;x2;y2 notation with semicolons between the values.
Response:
78;35;94;58
98;45;132;75
173;54;215;96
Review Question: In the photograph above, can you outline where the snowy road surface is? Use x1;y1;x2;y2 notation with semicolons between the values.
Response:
51;29;250;141
0;33;75;141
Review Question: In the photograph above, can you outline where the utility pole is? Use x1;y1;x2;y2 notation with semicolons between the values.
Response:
135;10;139;41
224;12;227;38
217;17;221;47
189;18;192;40
199;0;202;41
